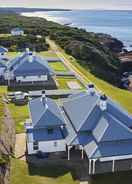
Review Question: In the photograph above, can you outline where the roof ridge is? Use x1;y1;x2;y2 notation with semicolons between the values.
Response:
92;113;109;142
33;98;47;127
77;99;99;132
107;112;132;134
63;91;87;104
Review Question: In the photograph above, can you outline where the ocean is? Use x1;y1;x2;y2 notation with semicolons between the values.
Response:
22;10;132;51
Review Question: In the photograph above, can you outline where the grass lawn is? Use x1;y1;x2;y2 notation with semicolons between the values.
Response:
56;76;85;90
0;33;11;37
0;86;7;94
8;103;29;133
7;52;18;59
49;62;69;72
39;50;58;58
10;158;79;184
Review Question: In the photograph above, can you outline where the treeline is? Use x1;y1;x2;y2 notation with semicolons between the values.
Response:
0;13;121;84
50;27;121;83
0;35;48;52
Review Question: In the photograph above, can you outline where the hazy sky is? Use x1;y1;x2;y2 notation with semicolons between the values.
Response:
1;0;132;10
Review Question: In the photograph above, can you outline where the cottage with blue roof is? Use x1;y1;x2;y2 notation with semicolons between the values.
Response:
11;27;24;36
25;91;67;155
25;84;132;175
5;49;55;88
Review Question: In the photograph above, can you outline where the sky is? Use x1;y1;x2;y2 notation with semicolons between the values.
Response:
0;0;132;10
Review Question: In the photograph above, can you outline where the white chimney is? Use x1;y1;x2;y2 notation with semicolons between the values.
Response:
87;83;95;95
28;52;33;63
41;90;46;99
33;51;36;57
99;94;107;111
26;48;30;53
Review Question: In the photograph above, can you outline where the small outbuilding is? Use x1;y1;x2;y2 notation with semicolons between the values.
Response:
11;27;24;36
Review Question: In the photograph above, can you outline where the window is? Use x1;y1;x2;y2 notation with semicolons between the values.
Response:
47;128;53;134
33;141;39;150
54;142;57;147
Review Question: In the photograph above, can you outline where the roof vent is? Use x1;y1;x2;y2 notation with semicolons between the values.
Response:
87;83;95;95
99;94;107;111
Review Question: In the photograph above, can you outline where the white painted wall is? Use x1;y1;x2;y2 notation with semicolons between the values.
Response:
27;139;66;155
11;30;24;36
0;67;5;76
16;75;48;82
4;71;14;80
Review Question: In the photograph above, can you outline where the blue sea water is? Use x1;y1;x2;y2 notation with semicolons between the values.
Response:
22;10;132;51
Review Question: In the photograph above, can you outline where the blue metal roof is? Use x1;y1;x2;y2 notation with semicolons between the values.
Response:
8;52;54;76
63;93;98;132
13;54;53;76
63;91;132;159
71;132;92;146
27;90;132;159
0;47;8;53
91;140;132;159
27;127;64;142
29;97;65;129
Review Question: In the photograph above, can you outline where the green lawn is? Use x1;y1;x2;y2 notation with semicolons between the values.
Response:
56;76;85;90
8;103;29;133
39;50;58;58
7;52;18;59
49;62;69;72
11;159;79;184
0;33;11;37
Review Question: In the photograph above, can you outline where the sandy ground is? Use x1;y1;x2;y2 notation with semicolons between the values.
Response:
15;133;26;160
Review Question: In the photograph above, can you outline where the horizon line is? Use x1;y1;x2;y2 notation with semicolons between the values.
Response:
0;6;132;11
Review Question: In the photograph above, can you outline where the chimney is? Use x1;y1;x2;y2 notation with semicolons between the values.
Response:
41;91;48;109
33;51;36;57
41;90;46;99
28;52;33;63
87;83;95;95
26;48;30;53
99;94;107;111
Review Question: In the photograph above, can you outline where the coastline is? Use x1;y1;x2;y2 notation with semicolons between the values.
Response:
21;10;132;52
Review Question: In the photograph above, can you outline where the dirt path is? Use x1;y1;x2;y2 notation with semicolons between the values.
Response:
15;133;26;161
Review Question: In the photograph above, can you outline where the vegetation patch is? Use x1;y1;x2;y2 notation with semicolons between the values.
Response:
8;103;29;133
56;76;85;90
39;51;58;58
49;62;69;72
0;35;48;52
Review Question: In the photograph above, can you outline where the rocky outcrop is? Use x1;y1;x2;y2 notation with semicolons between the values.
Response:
0;99;15;184
97;33;124;53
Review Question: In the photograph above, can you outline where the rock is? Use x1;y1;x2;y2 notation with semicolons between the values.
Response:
97;33;124;53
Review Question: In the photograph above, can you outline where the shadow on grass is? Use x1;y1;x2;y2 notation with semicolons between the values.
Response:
27;157;78;180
